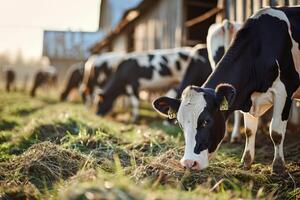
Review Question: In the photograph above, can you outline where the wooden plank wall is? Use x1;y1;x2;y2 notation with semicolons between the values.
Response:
134;0;182;51
226;0;300;22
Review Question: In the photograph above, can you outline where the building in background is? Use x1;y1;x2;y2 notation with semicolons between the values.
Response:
90;0;300;54
42;30;103;80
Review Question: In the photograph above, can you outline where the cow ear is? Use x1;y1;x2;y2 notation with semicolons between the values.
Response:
215;84;236;111
153;97;181;119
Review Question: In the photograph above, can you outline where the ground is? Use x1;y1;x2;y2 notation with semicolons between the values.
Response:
0;90;300;200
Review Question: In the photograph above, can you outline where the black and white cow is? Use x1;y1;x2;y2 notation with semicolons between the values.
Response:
153;7;300;174
30;66;57;97
79;52;125;104
95;47;195;121
60;62;84;101
5;68;16;92
166;20;242;142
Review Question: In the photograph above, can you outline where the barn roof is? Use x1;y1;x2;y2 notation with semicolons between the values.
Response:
90;0;157;54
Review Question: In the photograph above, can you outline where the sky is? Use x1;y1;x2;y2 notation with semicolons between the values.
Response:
0;0;100;60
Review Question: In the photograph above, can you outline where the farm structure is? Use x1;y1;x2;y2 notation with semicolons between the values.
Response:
42;30;103;81
90;0;300;54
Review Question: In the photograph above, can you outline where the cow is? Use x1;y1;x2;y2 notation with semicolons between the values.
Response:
95;47;195;121
30;66;57;97
166;20;242;143
60;62;84;101
153;7;300;174
5;68;16;92
79;52;125;104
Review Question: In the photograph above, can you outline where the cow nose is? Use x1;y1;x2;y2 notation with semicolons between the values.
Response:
180;159;200;171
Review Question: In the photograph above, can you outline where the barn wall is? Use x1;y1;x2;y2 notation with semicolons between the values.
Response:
134;0;182;51
111;33;128;52
226;0;300;22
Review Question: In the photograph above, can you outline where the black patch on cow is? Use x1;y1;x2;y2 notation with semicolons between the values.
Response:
213;46;225;64
175;61;181;71
97;58;155;115
174;48;212;98
276;7;300;51
161;55;168;64
158;62;172;76
60;65;84;101
148;54;155;62
193;88;225;154
179;52;189;61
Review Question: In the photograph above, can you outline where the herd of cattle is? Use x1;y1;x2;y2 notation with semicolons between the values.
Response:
4;7;300;174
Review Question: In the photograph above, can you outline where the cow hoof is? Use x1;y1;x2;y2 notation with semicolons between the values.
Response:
241;150;252;170
272;158;285;174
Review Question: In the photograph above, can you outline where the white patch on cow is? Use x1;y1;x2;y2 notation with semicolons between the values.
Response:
207;20;242;69
128;47;192;90
126;85;139;121
97;72;106;84
177;87;209;170
241;113;258;168
231;111;241;142
165;88;178;98
81;52;125;94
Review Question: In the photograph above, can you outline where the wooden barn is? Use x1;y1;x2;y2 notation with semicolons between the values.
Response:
42;30;103;81
90;0;300;54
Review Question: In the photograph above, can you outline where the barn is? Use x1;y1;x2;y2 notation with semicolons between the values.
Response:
90;0;300;54
42;30;103;81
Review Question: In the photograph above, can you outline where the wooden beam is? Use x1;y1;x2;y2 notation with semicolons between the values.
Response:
185;7;223;28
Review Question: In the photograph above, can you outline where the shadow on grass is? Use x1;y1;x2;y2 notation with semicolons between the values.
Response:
12;106;44;117
0;118;18;131
9;118;94;155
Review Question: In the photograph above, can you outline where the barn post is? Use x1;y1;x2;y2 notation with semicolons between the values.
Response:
236;0;246;23
216;0;226;22
253;0;262;13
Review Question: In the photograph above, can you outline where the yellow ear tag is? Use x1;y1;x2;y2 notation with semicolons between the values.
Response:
168;108;177;119
220;96;229;111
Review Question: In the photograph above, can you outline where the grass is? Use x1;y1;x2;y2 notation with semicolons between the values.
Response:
0;90;299;200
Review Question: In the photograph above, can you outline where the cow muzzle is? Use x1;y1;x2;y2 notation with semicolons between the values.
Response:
180;149;209;171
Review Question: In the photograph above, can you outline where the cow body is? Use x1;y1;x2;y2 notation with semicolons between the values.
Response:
96;47;193;121
166;21;242;142
153;7;300;173
80;52;125;103
60;62;84;101
5;69;16;92
30;66;57;97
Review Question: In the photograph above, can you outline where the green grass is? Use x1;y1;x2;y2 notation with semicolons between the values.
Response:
0;90;299;200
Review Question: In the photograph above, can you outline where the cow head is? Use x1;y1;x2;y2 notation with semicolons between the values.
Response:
153;84;236;170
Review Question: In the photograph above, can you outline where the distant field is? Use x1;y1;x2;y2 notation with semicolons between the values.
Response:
0;90;300;200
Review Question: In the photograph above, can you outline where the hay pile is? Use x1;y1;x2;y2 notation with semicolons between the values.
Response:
0;141;91;190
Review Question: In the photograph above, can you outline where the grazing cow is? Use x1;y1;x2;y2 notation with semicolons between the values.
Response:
153;7;300;174
30;66;57;97
95;47;194;121
5;69;16;92
60;62;84;101
79;52;125;103
166;20;242;143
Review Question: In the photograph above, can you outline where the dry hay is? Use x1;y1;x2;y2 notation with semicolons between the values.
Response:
0;141;92;190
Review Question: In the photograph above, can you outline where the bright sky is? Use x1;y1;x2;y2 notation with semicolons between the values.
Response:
0;0;100;60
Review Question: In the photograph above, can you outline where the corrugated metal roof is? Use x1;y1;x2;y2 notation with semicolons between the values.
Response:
43;30;104;60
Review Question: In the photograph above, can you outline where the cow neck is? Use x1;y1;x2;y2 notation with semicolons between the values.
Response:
204;36;257;119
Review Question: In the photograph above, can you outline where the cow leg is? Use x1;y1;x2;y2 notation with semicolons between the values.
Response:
269;94;291;174
231;111;241;143
126;84;139;122
241;113;258;170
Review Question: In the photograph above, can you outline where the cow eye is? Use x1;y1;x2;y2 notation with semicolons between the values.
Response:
199;120;210;128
